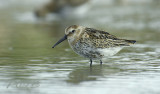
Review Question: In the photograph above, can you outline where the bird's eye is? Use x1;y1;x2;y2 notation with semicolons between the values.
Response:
71;30;75;33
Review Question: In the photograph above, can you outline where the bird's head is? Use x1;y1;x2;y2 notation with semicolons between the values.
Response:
52;25;85;48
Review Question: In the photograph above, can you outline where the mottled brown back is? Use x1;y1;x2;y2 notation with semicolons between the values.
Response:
84;28;136;48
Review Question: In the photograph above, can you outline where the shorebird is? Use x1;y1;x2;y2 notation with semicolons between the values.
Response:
35;0;89;17
52;25;136;66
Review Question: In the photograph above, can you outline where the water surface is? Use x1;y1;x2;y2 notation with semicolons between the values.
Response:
0;0;160;94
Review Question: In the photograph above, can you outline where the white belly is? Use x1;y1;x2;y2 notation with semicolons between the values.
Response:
98;47;122;57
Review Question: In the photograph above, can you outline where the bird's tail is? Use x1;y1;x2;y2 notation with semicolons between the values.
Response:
125;40;136;45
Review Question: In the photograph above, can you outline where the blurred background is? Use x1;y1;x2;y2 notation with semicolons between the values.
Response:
0;0;160;94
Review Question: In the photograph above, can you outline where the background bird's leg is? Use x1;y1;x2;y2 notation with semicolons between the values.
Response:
100;60;103;65
90;59;92;67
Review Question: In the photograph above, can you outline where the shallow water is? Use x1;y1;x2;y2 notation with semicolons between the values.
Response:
0;0;160;94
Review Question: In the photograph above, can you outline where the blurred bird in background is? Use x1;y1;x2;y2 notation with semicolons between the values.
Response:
35;0;89;18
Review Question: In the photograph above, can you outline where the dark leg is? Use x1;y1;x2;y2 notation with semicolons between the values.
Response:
100;60;103;65
90;59;92;67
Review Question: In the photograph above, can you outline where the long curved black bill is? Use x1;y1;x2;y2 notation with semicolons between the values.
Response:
52;35;67;48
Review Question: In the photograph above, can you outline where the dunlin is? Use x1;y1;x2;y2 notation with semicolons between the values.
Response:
52;25;136;66
35;0;89;17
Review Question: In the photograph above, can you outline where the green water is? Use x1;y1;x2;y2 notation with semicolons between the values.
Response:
0;0;160;94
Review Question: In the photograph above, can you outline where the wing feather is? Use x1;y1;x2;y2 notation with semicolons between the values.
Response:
84;28;136;48
85;28;118;40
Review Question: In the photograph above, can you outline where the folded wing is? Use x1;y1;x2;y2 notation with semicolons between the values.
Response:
85;28;136;48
